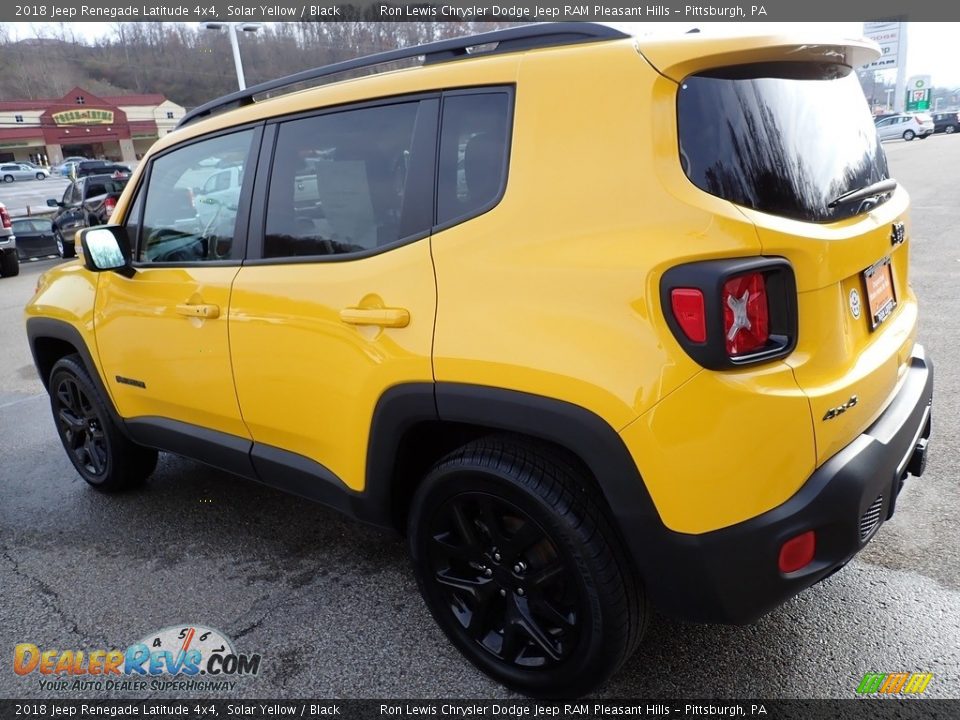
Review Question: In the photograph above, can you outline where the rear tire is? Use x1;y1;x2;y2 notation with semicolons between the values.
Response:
903;130;916;141
3;174;13;183
0;249;19;277
48;354;157;491
408;436;647;697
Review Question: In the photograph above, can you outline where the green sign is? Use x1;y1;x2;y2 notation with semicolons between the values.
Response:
906;88;931;112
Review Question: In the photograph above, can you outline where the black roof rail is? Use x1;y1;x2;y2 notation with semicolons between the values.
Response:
178;22;629;128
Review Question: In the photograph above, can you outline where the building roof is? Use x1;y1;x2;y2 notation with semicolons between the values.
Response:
0;89;170;111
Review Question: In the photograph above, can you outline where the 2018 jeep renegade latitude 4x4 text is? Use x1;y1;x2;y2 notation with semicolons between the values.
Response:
25;24;934;696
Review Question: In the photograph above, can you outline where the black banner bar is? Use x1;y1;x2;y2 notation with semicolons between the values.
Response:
0;700;957;720
6;1;960;22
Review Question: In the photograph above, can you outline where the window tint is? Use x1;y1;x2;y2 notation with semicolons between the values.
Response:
436;93;510;227
264;102;420;259
138;129;253;263
678;63;890;223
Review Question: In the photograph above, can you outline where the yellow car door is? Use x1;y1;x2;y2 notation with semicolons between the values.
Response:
95;126;261;458
228;98;438;493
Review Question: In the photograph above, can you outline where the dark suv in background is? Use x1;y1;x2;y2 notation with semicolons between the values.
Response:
932;111;960;134
47;174;129;257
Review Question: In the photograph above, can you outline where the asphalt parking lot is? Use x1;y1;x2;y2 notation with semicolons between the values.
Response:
0;135;958;700
1;174;70;218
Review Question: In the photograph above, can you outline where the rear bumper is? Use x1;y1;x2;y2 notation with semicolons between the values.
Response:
641;344;933;624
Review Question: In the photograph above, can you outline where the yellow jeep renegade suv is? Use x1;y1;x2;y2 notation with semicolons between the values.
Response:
25;24;934;696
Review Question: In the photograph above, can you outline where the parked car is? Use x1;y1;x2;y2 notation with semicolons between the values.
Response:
932;111;960;134
25;25;934;697
75;160;131;178
46;174;129;258
874;113;935;141
0;163;49;182
12;217;57;259
0;202;18;277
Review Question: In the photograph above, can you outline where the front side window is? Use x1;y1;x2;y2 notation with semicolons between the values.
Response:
436;92;510;227
138;129;253;263
263;102;420;259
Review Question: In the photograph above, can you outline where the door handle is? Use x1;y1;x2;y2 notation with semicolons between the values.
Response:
339;307;410;328
176;303;220;319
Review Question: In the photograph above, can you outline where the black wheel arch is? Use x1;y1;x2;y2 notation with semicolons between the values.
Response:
26;317;129;438
366;383;665;580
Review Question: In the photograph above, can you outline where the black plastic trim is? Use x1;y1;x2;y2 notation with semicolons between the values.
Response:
25;317;129;437
178;23;627;128
125;417;257;480
660;256;798;370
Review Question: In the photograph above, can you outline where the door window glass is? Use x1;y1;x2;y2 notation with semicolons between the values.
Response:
138;129;253;263
263;102;420;258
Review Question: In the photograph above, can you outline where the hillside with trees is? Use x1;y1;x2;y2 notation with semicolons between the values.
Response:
0;22;516;108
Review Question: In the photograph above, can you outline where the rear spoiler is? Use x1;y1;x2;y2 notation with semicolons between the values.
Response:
636;34;880;82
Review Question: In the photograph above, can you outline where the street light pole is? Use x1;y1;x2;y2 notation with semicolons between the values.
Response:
203;22;263;91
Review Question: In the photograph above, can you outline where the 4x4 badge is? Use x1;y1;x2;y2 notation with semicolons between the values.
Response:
823;395;859;421
891;222;906;246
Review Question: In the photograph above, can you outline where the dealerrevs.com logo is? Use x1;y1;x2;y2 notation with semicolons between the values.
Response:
13;625;262;692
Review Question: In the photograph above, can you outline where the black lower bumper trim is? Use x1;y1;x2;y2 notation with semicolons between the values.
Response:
637;345;933;624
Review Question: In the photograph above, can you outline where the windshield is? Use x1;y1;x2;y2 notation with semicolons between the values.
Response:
677;63;890;223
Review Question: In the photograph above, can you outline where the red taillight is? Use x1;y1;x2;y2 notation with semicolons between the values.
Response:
104;197;117;215
0;206;10;229
778;530;816;573
722;272;769;356
670;288;706;343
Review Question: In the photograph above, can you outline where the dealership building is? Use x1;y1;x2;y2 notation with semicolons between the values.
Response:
0;86;185;165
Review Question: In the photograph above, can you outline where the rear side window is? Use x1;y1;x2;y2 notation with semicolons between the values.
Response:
677;63;890;223
436;92;510;227
263;102;420;259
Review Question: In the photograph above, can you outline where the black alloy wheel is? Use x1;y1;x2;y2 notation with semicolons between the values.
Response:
409;437;646;697
426;491;581;669
48;354;157;490
53;373;109;478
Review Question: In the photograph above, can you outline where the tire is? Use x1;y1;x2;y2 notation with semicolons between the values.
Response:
903;130;915;141
0;249;19;277
36;172;45;180
55;229;75;259
48;354;157;491
2;174;13;183
408;436;647;697
946;125;956;134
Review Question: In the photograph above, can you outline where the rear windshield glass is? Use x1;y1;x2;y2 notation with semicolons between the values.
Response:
677;63;890;223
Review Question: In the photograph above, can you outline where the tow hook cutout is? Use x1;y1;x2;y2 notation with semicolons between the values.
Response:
823;395;859;421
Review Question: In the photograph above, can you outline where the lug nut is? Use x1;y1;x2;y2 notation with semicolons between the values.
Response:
483;568;493;577
517;588;525;596
499;589;506;597
493;552;502;562
513;561;526;574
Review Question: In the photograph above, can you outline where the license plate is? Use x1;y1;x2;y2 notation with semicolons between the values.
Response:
863;257;897;329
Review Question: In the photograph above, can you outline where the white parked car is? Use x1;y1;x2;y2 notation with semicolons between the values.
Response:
0;163;49;182
874;113;935;142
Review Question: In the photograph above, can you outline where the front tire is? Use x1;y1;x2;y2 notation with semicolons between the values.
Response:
48;354;157;491
946;125;956;134
36;172;46;180
408;437;646;697
903;130;916;141
0;249;19;277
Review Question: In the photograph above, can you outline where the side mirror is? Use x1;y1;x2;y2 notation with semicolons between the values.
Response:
77;226;134;277
46;199;60;208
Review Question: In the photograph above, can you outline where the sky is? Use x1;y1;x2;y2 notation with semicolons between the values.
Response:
6;21;960;89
